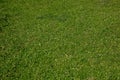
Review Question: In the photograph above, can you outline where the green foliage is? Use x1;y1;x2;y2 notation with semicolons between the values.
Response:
0;0;120;80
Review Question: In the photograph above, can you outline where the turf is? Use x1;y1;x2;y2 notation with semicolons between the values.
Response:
0;0;120;80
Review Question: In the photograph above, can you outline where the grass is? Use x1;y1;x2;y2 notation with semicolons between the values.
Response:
0;0;120;80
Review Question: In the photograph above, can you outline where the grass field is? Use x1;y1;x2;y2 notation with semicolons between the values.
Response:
0;0;120;80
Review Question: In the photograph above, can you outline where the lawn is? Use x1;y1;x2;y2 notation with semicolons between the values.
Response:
0;0;120;80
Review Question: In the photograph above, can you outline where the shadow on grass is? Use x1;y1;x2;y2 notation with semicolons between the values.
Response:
36;13;69;22
0;14;11;32
0;0;11;32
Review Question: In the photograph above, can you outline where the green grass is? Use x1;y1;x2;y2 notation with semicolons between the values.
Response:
0;0;120;80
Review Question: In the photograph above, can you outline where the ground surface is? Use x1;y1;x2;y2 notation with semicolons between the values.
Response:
0;0;120;80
